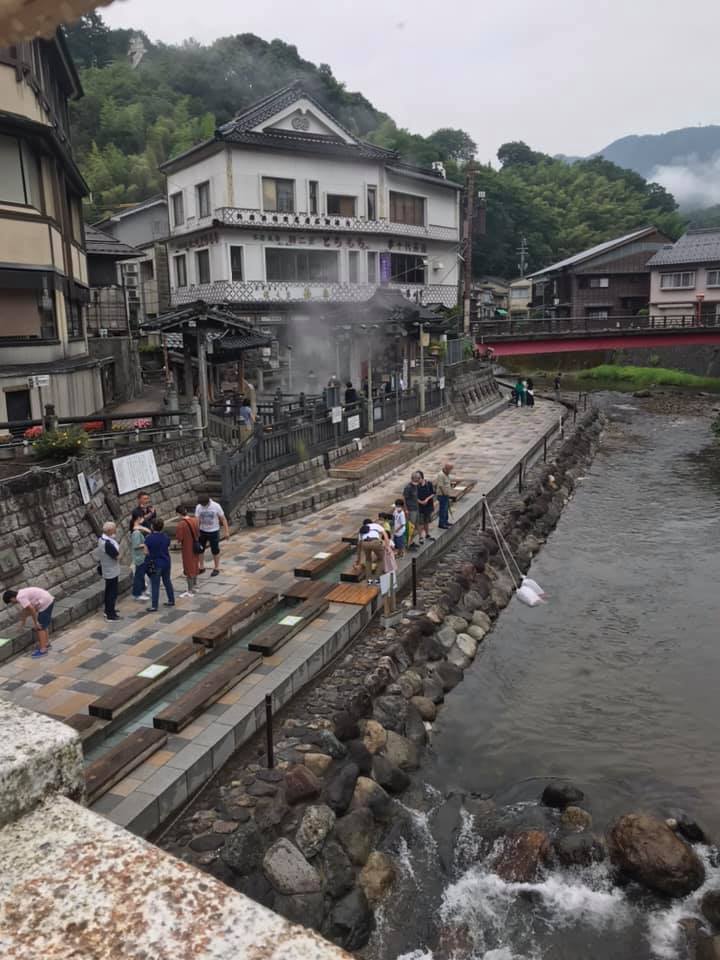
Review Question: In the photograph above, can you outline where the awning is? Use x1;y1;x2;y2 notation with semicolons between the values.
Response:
495;308;509;317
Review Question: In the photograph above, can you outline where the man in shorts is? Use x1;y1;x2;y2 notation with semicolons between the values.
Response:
195;494;230;577
402;471;421;551
3;585;55;658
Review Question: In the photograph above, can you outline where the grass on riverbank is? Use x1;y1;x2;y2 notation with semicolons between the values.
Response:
575;364;720;391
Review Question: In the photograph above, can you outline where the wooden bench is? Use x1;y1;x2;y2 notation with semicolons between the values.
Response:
193;589;279;650
400;426;450;444
328;442;416;484
153;650;262;734
282;580;335;602
325;583;379;605
294;542;352;579
248;599;329;657
450;479;477;501
85;726;167;803
88;641;200;721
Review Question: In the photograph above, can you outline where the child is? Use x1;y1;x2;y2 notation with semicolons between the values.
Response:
393;498;407;558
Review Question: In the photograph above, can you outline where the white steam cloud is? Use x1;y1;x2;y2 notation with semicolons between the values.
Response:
650;152;720;210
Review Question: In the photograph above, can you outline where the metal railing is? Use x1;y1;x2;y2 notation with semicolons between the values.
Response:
171;280;458;308
213;207;458;242
219;385;445;514
476;313;720;339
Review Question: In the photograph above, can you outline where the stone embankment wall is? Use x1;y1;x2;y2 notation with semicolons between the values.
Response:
0;438;208;646
161;412;604;953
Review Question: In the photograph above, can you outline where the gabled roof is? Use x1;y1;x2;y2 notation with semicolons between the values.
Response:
84;225;137;258
647;229;720;267
140;302;272;348
528;227;660;279
93;195;167;229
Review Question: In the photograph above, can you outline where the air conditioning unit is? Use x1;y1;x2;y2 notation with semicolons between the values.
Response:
124;264;138;275
99;328;108;338
125;276;138;288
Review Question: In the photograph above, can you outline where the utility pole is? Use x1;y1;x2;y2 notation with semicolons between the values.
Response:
517;237;529;277
461;164;476;336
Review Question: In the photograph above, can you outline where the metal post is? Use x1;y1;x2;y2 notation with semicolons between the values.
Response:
419;322;426;413
287;346;293;393
367;332;374;433
584;393;588;411
411;557;417;608
543;435;547;462
197;328;210;435
518;461;523;493
573;405;577;424
265;693;274;769
482;497;486;531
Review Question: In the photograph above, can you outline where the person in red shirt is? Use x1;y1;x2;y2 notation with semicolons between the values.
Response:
3;586;55;657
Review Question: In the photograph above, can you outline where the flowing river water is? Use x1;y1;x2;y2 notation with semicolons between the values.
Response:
369;396;720;960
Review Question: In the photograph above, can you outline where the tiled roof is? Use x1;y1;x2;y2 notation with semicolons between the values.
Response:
647;229;720;267
528;227;659;278
219;127;395;161
84;225;137;258
93;195;167;229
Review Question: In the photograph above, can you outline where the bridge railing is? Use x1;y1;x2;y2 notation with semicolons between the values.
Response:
476;314;720;339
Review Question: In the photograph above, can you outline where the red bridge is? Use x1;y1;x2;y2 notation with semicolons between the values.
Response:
475;315;720;356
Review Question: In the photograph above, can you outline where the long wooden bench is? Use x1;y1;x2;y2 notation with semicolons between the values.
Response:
294;542;352;579
282;580;335;602
192;589;279;650
248;599;329;657
153;650;261;734
328;442;416;484
88;641;200;721
400;426;452;444
85;726;167;803
325;583;379;605
450;479;476;501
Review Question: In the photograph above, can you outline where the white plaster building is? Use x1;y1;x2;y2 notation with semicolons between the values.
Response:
160;83;461;334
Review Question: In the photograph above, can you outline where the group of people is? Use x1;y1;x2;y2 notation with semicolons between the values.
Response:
512;377;536;407
2;490;232;657
355;462;455;580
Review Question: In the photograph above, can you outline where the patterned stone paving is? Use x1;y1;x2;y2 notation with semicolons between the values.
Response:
0;401;564;833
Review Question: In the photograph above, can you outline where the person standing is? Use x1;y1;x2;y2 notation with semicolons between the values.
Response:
130;512;150;601
134;490;157;527
144;519;175;612
402;472;421;551
238;398;254;427
195;494;230;577
3;586;54;657
344;381;359;405
514;378;525;407
95;521;121;622
392;498;407;558
554;372;562;400
416;471;436;544
435;462;454;529
526;377;535;408
175;504;201;597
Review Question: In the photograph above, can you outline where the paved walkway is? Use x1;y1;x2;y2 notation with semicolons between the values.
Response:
0;401;563;831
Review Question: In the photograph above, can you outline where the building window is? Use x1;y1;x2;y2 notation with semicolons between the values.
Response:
348;250;359;284
174;254;187;287
195;249;211;285
510;286;531;300
389;191;425;227
0;134;43;209
67;193;82;242
67;300;84;338
38;288;57;339
660;272;695;289
367;252;378;284
171;191;185;227
587;309;609;321
327;194;356;217
262;177;295;213
265;248;339;283
196;181;211;219
140;259;154;281
707;270;720;287
390;253;425;285
367;186;377;220
309;180;318;215
589;277;609;288
230;246;243;282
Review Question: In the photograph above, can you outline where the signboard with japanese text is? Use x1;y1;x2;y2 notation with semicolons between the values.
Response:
347;415;361;432
331;406;342;424
112;449;160;496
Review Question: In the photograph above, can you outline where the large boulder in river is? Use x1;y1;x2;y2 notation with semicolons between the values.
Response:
493;830;550;883
541;782;585;809
702;890;720;929
608;813;705;897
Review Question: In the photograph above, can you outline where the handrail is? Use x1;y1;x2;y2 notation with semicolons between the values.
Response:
476;314;720;340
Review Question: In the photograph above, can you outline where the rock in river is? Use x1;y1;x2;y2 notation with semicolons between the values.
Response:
560;805;593;832
324;887;374;951
410;695;437;722
541;782;585;809
220;820;265;876
296;804;335;859
372;755;410;794
262;838;321;895
359;851;396;904
555;832;605;868
608;813;705;897
360;719;387;755
335;808;375;865
493;830;550;883
702;890;720;929
325;762;359;815
382;730;419;771
319;838;355;899
284;765;322;805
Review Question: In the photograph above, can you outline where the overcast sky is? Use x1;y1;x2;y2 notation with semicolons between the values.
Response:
105;0;718;161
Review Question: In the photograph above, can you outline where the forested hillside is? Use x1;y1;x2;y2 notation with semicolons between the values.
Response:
66;16;687;278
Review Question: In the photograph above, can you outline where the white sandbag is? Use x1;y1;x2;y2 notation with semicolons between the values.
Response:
521;577;547;598
517;584;543;607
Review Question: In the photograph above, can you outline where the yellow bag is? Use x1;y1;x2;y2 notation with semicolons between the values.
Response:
406;520;415;546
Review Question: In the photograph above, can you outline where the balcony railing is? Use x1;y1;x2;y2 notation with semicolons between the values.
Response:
172;280;458;309
212;207;458;242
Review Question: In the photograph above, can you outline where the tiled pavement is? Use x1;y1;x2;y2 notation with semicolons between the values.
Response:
0;401;564;833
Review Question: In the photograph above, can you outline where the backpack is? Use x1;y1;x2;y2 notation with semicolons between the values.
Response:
184;519;204;554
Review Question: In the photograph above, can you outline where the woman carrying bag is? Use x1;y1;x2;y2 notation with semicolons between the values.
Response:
143;519;175;612
175;504;202;598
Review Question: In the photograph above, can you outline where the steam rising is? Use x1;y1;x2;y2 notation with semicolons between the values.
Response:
650;152;720;209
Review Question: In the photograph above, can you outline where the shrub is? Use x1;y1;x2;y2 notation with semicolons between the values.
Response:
32;427;88;459
23;425;43;440
82;420;105;432
133;417;152;429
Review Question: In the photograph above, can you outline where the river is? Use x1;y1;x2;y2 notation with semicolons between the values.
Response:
370;397;720;960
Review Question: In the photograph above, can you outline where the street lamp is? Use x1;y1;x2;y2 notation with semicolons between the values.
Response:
413;321;427;413
359;322;380;433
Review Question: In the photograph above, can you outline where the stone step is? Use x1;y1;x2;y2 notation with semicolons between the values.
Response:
248;477;356;526
85;726;168;804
